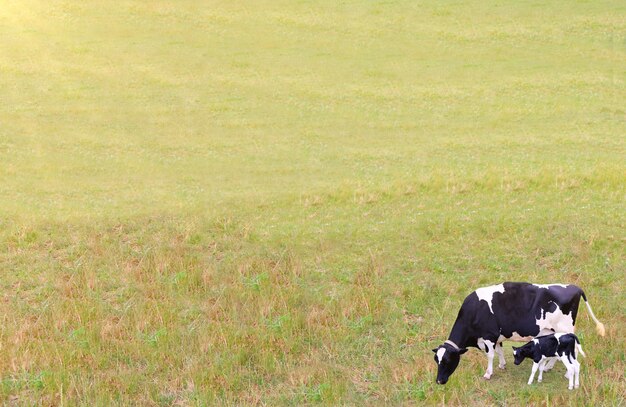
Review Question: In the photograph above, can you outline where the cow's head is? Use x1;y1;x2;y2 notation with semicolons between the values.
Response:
432;343;468;384
512;343;534;365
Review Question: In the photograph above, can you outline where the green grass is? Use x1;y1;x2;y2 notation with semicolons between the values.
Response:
1;0;625;404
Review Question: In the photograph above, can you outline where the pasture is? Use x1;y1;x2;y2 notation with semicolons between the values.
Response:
1;0;625;404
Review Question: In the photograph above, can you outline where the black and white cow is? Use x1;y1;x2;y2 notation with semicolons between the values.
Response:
512;333;585;390
432;282;604;385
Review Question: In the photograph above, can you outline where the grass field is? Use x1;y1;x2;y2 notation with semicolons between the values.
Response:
1;0;625;405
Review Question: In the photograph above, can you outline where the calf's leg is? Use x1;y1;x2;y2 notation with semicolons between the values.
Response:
528;362;540;385
537;361;545;383
560;356;575;390
543;357;558;371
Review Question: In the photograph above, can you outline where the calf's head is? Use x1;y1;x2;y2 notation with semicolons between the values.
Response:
512;343;534;365
432;344;467;384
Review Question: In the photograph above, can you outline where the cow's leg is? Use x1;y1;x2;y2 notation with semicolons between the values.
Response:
560;356;574;390
495;342;506;369
528;362;540;385
482;340;495;380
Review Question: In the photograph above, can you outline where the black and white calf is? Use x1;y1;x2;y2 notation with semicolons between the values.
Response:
513;333;585;390
432;282;604;385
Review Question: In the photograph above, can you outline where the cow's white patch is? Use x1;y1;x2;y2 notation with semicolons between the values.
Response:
436;348;446;364
475;284;505;314
499;332;533;342
536;307;575;334
533;283;568;289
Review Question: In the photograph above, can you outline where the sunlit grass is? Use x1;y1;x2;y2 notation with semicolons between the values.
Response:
0;0;624;404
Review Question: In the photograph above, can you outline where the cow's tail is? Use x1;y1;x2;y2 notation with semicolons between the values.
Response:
581;291;605;337
575;337;586;358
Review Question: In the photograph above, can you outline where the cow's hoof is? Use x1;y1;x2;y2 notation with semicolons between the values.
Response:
483;374;491;380
568;387;573;391
575;384;580;389
538;379;542;383
498;365;506;370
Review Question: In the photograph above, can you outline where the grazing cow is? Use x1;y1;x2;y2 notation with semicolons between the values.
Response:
512;333;585;390
432;282;604;385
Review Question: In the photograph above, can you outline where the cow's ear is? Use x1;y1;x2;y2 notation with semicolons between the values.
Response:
512;346;518;350
459;348;468;355
432;348;439;353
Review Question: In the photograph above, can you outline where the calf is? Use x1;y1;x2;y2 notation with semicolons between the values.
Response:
432;282;604;384
513;333;585;390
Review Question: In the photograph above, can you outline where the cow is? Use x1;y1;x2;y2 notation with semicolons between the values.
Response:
432;282;604;385
513;333;585;390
